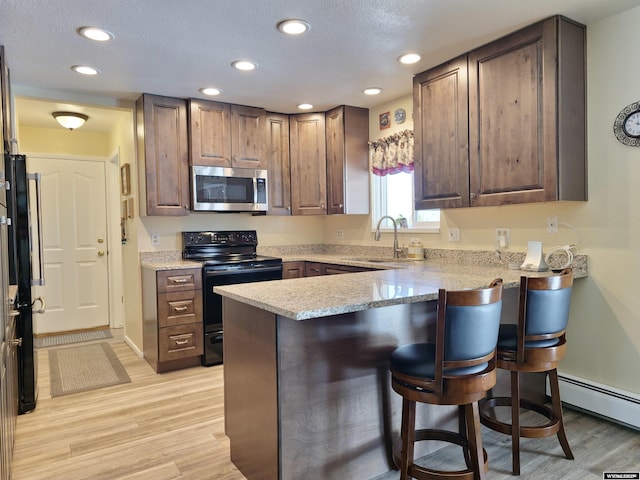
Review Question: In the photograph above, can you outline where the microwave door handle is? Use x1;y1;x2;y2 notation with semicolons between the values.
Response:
27;172;45;286
253;176;258;205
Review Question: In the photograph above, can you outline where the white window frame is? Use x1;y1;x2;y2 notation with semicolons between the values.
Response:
370;171;440;233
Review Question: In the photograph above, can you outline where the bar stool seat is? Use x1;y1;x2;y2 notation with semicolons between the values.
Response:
479;268;574;475
390;279;504;480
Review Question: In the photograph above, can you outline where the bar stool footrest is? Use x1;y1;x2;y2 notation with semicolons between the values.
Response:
392;429;488;480
479;396;561;438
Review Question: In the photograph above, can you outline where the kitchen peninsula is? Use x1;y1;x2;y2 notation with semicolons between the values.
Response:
215;254;588;480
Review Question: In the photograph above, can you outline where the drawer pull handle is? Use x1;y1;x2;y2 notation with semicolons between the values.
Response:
175;339;190;345
172;278;188;284
173;306;188;312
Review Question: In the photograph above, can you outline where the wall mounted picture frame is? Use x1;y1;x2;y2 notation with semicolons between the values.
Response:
121;163;131;195
379;111;390;130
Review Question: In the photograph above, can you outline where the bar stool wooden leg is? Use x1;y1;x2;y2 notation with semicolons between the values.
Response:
464;402;486;480
400;398;416;480
511;371;521;475
548;369;574;460
459;405;473;469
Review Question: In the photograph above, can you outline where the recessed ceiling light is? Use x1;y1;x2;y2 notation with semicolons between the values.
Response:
297;103;313;110
277;19;310;35
71;65;100;76
363;87;382;95
199;87;222;96
231;60;258;71
78;26;114;42
398;53;421;65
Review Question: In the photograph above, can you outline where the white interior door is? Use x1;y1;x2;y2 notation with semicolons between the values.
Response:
29;156;110;334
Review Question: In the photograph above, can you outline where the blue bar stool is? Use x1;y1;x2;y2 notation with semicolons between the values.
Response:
479;268;574;475
390;279;504;480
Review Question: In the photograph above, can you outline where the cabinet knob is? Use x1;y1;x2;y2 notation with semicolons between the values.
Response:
98;250;105;257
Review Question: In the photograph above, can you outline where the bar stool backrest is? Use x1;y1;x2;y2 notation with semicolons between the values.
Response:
520;269;574;346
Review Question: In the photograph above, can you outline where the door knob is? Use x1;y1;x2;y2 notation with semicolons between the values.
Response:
98;250;105;257
98;237;104;243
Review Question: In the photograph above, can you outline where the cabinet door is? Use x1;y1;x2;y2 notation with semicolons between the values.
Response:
290;113;327;215
304;262;323;277
326;106;369;215
471;15;586;204
468;17;576;206
189;99;232;167
282;261;305;279
266;113;291;215
231;105;266;169
137;94;190;216
413;55;469;209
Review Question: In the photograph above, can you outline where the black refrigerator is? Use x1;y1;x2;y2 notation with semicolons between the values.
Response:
5;153;45;414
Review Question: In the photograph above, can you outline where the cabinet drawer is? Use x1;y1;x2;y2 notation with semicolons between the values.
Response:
158;290;203;328
156;268;202;293
159;323;204;362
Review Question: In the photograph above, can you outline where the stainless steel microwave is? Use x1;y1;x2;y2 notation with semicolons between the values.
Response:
192;166;268;212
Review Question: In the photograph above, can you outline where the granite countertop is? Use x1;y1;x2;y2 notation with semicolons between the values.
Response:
139;246;588;321
214;256;588;321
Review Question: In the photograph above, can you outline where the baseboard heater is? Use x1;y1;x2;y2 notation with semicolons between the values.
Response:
548;372;640;430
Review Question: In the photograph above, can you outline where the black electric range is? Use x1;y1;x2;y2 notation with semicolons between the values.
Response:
183;230;282;366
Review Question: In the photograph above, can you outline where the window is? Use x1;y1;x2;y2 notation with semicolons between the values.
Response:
371;171;440;232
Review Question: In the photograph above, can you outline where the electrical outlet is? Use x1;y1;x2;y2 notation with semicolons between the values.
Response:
496;228;510;248
547;216;558;233
151;233;160;246
448;227;461;242
336;229;344;239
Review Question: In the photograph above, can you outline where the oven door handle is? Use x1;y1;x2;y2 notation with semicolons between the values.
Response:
204;266;282;278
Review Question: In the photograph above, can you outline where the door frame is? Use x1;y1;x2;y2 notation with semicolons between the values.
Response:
25;151;124;330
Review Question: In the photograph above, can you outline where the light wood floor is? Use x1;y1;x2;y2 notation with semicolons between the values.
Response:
12;330;246;480
12;330;640;479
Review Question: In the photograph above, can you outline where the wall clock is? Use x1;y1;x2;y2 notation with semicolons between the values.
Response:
613;101;640;146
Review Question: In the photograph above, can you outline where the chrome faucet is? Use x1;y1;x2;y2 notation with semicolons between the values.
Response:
374;215;403;259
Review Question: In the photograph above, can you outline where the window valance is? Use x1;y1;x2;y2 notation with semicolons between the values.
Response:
369;129;414;176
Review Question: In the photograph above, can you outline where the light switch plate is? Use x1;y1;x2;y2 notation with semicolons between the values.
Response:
448;228;461;242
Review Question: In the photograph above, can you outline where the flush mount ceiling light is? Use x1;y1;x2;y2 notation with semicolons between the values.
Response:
71;65;100;75
363;87;382;95
199;87;222;96
297;103;313;110
52;111;89;130
277;19;310;35
231;60;258;71
78;26;114;42
398;53;421;65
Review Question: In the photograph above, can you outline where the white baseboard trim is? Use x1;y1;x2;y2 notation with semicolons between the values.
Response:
124;335;144;358
549;372;640;430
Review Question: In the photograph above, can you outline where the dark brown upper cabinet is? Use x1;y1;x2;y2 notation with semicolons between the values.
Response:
189;99;266;169
136;94;190;216
289;112;327;215
325;105;370;215
414;55;470;209
266;112;291;215
414;15;587;210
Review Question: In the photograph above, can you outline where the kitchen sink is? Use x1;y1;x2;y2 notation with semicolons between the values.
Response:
346;257;421;263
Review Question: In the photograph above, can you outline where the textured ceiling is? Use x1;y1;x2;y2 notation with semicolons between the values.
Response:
2;0;640;132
